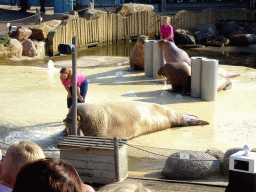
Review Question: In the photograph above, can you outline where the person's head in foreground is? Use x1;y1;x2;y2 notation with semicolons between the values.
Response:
97;180;152;192
1;140;45;188
12;158;84;192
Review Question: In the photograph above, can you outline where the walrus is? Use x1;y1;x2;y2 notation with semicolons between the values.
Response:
158;40;241;78
129;35;148;70
157;62;232;95
64;101;209;139
157;62;191;95
158;40;191;66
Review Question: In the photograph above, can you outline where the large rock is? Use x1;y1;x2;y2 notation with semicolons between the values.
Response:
22;39;37;57
60;14;79;20
205;148;224;161
194;24;216;37
44;20;62;28
33;41;45;58
174;29;196;45
10;26;32;42
244;25;256;34
115;3;154;16
29;20;62;41
222;21;239;35
194;31;212;44
0;44;16;58
230;34;256;46
162;150;220;180
8;39;23;58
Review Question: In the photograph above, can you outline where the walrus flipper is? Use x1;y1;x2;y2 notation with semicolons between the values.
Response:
181;113;210;126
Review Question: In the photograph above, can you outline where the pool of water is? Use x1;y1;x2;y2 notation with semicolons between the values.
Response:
1;41;256;68
77;42;256;69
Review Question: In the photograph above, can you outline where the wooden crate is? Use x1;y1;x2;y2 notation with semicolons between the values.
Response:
58;135;128;185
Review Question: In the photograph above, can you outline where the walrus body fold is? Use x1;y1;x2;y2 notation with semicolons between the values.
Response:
64;101;209;139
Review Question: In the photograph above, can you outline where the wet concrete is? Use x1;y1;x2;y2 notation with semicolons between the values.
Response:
1;53;255;152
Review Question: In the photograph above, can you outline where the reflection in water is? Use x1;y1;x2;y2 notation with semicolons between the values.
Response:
0;41;255;69
78;42;256;68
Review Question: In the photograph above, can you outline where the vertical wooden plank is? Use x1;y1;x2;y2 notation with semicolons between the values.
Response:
85;19;87;46
138;12;141;36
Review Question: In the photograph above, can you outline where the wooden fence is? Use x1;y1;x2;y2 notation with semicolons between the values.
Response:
47;8;256;56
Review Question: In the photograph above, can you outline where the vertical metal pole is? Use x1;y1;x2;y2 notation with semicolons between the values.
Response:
114;137;120;182
91;0;94;10
35;8;41;25
72;36;77;135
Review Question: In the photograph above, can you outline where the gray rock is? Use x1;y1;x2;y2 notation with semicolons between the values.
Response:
205;149;224;161
194;31;212;43
162;150;220;180
244;25;256;34
194;24;216;36
174;29;196;45
230;34;256;46
222;21;239;35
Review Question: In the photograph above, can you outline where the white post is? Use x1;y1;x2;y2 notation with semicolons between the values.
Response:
144;40;154;78
201;59;218;101
191;57;207;98
153;41;165;79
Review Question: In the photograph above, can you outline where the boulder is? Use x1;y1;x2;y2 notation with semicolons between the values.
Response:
10;26;32;42
204;35;229;47
244;25;256;34
29;24;52;41
29;20;62;41
194;31;212;44
174;29;196;45
194;24;216;37
8;39;23;58
33;41;45;58
162;150;220;180
0;44;16;58
22;39;37;57
60;14;79;20
230;34;256;46
222;21;239;35
205;149;224;161
44;20;62;28
115;3;154;16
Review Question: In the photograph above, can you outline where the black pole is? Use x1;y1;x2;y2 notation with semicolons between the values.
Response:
72;36;78;135
114;137;120;182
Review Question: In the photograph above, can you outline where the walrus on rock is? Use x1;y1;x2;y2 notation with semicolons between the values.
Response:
64;101;209;139
129;35;148;70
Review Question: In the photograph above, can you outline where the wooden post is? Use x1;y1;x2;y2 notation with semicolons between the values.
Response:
114;137;120;182
72;36;78;136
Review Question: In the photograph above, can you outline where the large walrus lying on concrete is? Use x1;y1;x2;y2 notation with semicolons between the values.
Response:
64;101;209;139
